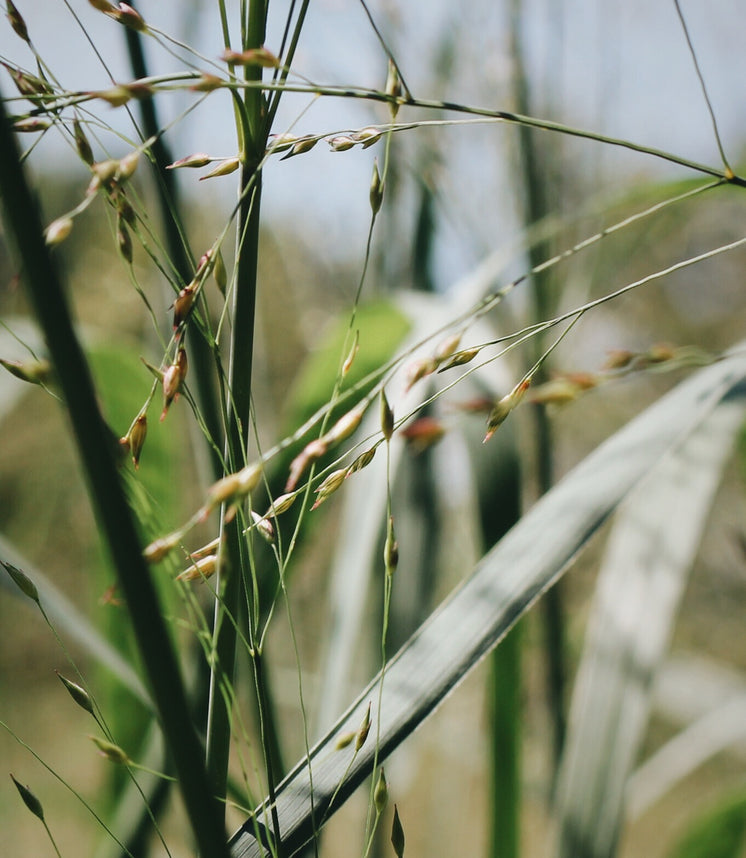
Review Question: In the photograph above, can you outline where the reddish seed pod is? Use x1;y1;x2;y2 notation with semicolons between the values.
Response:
173;283;196;329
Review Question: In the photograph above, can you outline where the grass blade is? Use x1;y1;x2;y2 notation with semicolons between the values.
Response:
552;387;746;858
229;347;746;857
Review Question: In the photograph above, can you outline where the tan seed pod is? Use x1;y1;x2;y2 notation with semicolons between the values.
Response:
44;216;73;246
355;702;371;751
199;157;240;180
329;136;355;152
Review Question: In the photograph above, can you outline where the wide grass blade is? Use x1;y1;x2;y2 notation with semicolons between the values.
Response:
552;386;746;858
230;347;746;857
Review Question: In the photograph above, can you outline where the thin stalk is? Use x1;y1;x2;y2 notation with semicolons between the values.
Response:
205;0;277;835
509;0;567;777
0;94;230;858
122;19;224;473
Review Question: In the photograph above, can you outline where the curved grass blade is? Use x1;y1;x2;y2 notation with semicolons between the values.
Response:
552;388;746;858
229;348;746;858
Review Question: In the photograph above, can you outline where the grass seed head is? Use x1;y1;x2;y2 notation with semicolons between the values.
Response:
173;283;196;329
311;468;347;509
90;735;130;764
2;561;39;604
391;805;405;857
347;446;376;476
374;768;388;814
167;152;212;169
44;216;73;246
56;671;95;715
380;388;394;441
355;702;371;750
178;554;217;582
7;2;30;43
370;160;384;214
199;157;239;180
10;775;44;821
329;135;355;152
143;531;181;564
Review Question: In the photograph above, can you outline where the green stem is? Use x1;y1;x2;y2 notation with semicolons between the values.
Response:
509;0;567;776
0;94;229;858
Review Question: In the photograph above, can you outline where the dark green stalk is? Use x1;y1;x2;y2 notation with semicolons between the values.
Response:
0;94;229;858
489;625;522;858
509;0;567;776
205;2;278;833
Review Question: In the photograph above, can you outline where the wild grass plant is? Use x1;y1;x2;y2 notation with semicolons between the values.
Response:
1;2;746;857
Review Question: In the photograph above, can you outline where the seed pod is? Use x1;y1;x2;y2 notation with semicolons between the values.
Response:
329;135;355;152
2;560;39;603
267;133;297;153
384;515;398;575
173;283;196;329
335;731;355;750
128;414;147;469
143;531;181;563
1;357;52;385
114;2;146;32
251;510;275;544
385;60;402;119
191;73;223;92
438;347;480;372
323;405;364;446
88;0;116;11
199;157;239;180
281;135;318;160
311;468;347;510
369;160;383;215
483;378;531;443
400;416;445;453
90;735;130;765
167;152;212;170
213;249;227;295
177;554;217;582
91;158;120;186
13;118;50;133
95;85;132;107
346;446;376;477
203;461;263;520
44;216;73;245
117;221;132;263
72;118;94;165
380;389;394;441
116;194;136;226
391;805;405;858
10;775;44;821
117;150;139;181
355;702;371;751
220;47;280;68
56;671;95;715
286;438;328;492
264;492;296;517
353;127;383;148
7;1;30;43
405;357;436;391
160;348;187;421
342;330;359;376
434;333;462;362
374;768;388;814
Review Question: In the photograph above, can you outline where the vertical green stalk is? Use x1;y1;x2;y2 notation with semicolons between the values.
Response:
205;1;284;838
509;0;568;775
479;434;522;858
0;95;230;858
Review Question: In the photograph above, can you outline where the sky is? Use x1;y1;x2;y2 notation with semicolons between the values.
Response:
2;0;746;291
